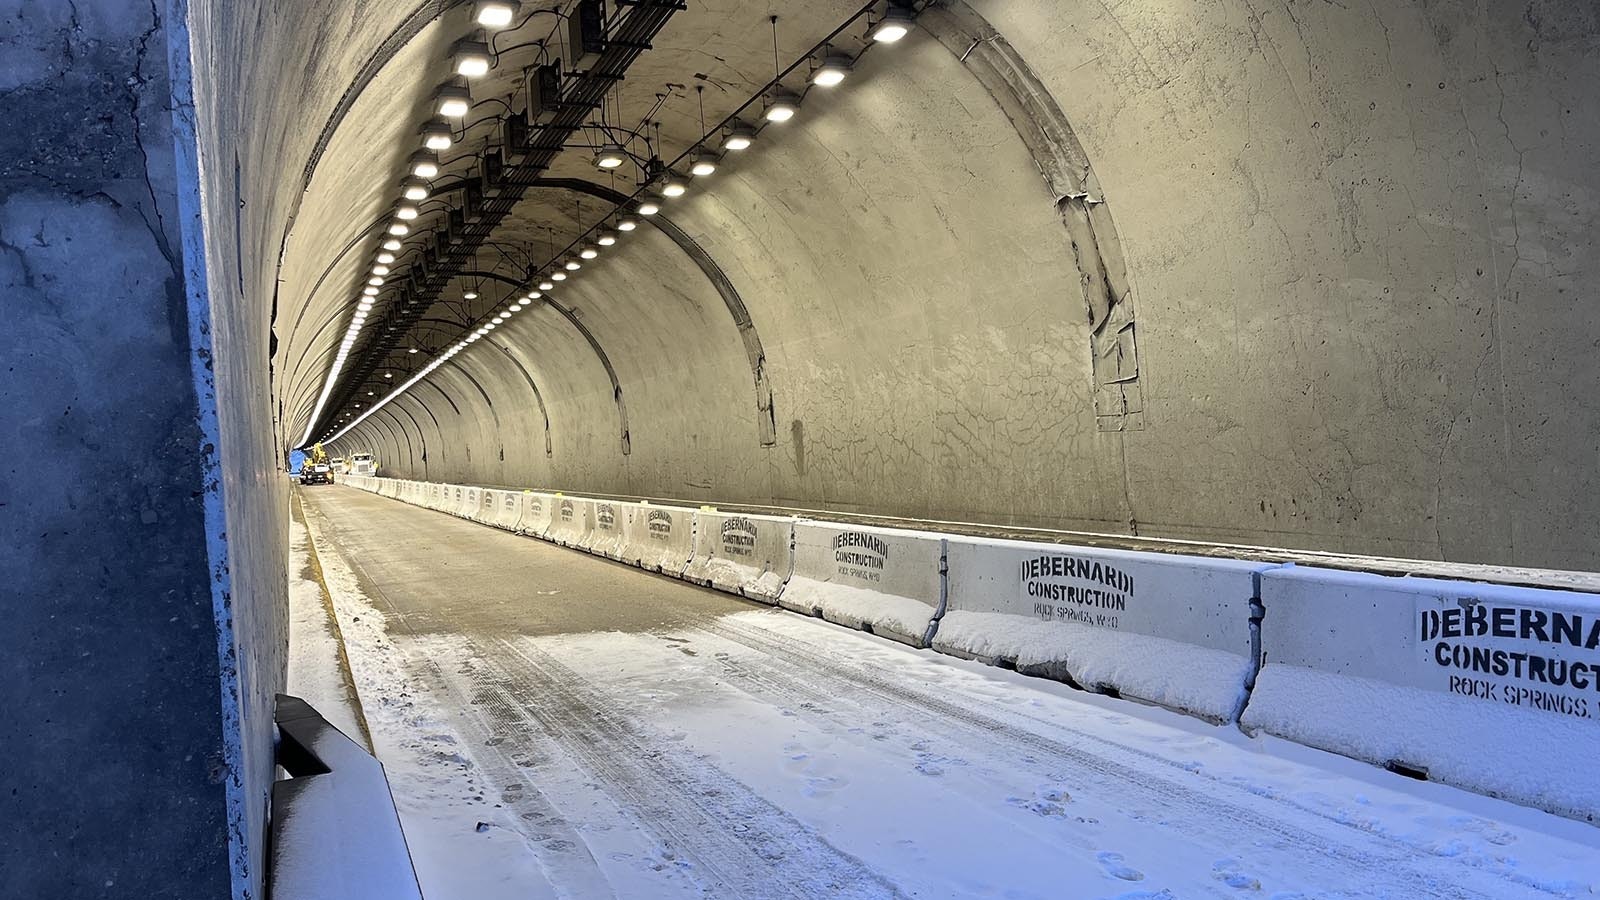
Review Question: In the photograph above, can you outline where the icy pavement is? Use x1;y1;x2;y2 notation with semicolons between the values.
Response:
295;487;1600;899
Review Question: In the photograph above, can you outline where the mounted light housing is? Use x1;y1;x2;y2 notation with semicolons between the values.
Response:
421;119;453;150
616;215;639;231
409;151;440;179
400;178;429;201
811;51;852;87
722;122;756;151
434;82;472;118
597;230;618;246
660;174;688;198
595;143;627;169
473;0;518;28
690;149;719;177
871;6;915;43
580;245;599;260
452;38;492;77
764;88;800;122
635;195;661;216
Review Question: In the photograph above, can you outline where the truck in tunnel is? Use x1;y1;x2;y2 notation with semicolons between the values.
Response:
3;0;1599;898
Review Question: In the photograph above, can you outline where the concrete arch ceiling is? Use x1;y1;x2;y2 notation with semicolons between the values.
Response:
301;0;1600;570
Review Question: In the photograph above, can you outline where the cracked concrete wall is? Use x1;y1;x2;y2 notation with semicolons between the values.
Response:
328;0;1600;570
1;1;281;897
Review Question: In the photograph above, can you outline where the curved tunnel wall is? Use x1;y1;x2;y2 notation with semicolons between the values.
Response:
203;0;1600;582
324;1;1600;571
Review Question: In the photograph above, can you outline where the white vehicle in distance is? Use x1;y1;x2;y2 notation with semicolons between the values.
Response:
350;452;377;476
329;457;348;475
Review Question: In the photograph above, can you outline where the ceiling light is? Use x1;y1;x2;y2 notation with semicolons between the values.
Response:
400;180;430;203
661;175;688;197
579;245;599;259
722;122;756;151
595;143;627;169
597;230;617;246
434;83;472;118
508;303;522;311
811;52;852;87
690;150;719;177
635;196;661;216
485;322;496;330
357;301;374;311
871;7;914;42
421;119;453;150
376;252;396;264
492;315;505;323
385;372;393;378
538;280;554;291
396;204;419;221
362;286;379;296
382;238;404;251
388;221;410;236
367;391;375;396
474;0;518;28
367;276;384;286
525;291;541;300
551;271;566;281
464;291;478;300
616;216;638;231
563;257;581;271
764;88;800;122
371;264;390;275
452;39;491;78
409;151;440;179
408;347;419;354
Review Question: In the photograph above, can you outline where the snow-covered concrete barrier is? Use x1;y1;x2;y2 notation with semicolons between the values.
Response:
780;522;946;648
620;504;696;574
683;511;794;603
934;537;1269;723
584;500;629;559
1242;566;1600;821
546;496;593;547
518;492;553;538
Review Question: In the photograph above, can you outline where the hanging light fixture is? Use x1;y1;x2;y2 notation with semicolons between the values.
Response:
595;143;627;169
526;290;541;300
382;237;404;252
388;221;410;236
580;245;599;260
616;215;639;232
563;257;582;271
421;119;453;150
764;88;800;122
395;202;419;220
409;347;420;354
372;264;391;275
690;149;719;177
376;252;396;264
597;229;618;246
367;276;384;286
551;271;567;281
409;151;440;178
362;286;379;296
400;178;429;202
452;38;492;78
635;195;661;216
357;300;374;311
722;122;756;151
434;82;472;118
492;315;505;324
473;0;518;28
871;6;915;43
538;279;554;291
811;51;852;87
661;174;688;197
464;290;478;300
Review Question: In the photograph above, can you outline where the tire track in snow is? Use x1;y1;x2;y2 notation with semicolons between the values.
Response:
465;635;908;900
699;615;1561;900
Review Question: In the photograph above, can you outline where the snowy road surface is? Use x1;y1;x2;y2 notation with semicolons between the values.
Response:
294;485;1600;899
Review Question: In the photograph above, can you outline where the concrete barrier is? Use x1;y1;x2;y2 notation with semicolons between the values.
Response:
380;478;399;499
620;504;695;575
470;489;498;525
518;492;553;538
1242;566;1600;821
778;522;946;648
428;483;447;512
584;500;628;559
461;487;483;521
934;537;1269;723
683;511;794;603
545;496;592;547
486;490;522;531
445;485;468;518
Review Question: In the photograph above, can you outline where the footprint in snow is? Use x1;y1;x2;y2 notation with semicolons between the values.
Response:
1097;851;1145;882
1211;859;1261;890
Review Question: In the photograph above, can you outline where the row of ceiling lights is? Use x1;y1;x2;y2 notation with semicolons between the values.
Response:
316;0;917;447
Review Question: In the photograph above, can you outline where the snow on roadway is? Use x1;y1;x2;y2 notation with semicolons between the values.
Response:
294;503;1600;899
